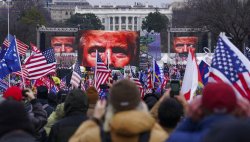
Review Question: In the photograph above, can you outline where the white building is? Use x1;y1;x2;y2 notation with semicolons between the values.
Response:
49;0;91;22
75;3;173;31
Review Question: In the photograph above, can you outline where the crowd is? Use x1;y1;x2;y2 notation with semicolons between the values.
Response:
163;64;186;80
0;79;250;142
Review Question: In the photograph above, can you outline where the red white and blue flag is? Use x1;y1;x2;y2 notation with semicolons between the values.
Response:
25;48;56;80
95;51;111;93
70;61;82;89
208;33;250;100
130;67;145;98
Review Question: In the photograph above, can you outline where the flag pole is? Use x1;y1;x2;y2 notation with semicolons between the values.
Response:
14;36;25;88
7;0;10;87
94;50;97;88
153;58;155;88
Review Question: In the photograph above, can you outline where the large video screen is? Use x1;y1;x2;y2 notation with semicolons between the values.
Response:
51;36;76;53
50;36;77;68
78;30;140;68
173;37;198;53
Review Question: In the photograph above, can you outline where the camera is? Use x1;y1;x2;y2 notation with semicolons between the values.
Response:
170;80;181;97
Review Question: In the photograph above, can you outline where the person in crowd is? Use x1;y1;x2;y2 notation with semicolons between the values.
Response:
48;89;89;142
0;100;35;142
3;87;47;142
48;92;58;110
203;119;250;142
37;86;54;117
158;98;184;134
166;82;247;142
79;30;139;68
143;93;159;110
149;89;186;135
86;86;99;117
70;79;168;142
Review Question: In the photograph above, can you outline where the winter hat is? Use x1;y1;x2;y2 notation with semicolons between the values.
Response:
86;86;98;104
0;100;34;137
64;89;88;115
110;79;141;112
202;82;236;113
37;86;48;99
3;86;22;102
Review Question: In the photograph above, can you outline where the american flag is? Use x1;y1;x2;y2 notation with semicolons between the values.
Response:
25;48;56;80
0;78;8;91
130;68;145;98
147;67;153;89
30;42;40;54
209;33;250;100
161;76;169;90
3;35;28;56
60;77;67;89
13;65;29;79
95;51;111;93
70;61;82;88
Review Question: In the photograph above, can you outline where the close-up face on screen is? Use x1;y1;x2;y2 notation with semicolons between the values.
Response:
51;36;75;53
78;30;139;68
173;37;198;53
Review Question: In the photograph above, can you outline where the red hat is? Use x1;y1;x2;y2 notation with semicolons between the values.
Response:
202;82;236;113
3;86;23;102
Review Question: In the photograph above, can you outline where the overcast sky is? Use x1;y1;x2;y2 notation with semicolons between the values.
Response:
87;0;183;7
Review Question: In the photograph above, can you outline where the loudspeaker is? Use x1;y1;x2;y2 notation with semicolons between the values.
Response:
40;32;46;51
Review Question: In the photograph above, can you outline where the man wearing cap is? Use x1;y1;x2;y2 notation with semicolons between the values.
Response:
166;82;247;142
69;79;168;142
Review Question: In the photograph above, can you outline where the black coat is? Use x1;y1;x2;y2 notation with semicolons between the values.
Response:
48;111;88;142
0;130;35;142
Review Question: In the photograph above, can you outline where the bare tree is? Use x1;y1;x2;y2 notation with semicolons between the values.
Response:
184;0;250;51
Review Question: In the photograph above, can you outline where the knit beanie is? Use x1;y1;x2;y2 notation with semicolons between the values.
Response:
110;79;141;112
64;89;88;115
202;82;237;113
3;86;22;102
86;86;98;104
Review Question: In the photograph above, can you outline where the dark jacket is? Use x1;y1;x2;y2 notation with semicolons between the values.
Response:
0;130;35;142
25;99;47;141
48;111;88;142
37;98;54;117
166;114;237;142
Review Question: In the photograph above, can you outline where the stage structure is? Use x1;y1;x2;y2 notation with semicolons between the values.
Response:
36;25;79;49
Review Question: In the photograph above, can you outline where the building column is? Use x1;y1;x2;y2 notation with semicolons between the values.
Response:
113;16;115;31
105;17;109;30
137;16;141;31
132;16;134;31
126;16;128;30
119;16;121;30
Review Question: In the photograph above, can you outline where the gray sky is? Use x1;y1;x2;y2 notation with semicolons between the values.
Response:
87;0;182;7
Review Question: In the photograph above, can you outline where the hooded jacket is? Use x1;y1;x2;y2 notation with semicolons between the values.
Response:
69;110;168;142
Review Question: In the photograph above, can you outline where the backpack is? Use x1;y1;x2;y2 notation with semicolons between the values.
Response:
100;126;151;142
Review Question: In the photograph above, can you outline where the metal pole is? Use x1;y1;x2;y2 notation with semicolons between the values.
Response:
7;0;10;87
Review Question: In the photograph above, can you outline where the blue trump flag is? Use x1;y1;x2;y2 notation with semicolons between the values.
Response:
199;60;210;85
153;60;161;84
0;37;21;79
0;34;14;59
0;60;11;79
